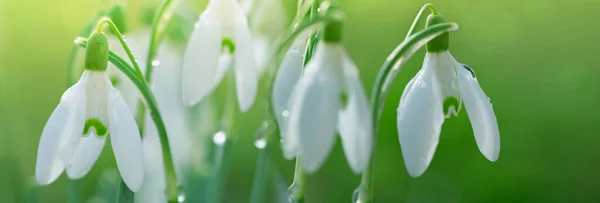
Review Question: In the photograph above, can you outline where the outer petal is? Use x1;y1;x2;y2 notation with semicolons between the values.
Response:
272;39;305;159
455;61;500;161
182;14;223;106
287;44;342;173
397;66;444;177
337;54;372;174
35;77;87;185
108;88;144;192
233;24;258;112
66;134;106;179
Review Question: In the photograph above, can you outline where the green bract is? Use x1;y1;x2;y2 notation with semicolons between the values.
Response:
84;31;109;71
425;14;449;52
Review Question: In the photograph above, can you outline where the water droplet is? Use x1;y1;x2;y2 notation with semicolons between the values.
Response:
352;186;367;203
254;139;266;149
177;192;186;203
212;131;227;145
282;110;290;118
352;189;360;203
152;60;161;67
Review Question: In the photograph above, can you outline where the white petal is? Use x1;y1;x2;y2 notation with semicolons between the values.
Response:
456;61;500;161
234;24;258;112
66;134;106;179
35;80;87;185
182;14;223;106
337;54;372;174
134;134;166;203
272;39;305;159
287;44;342;173
108;88;144;192
397;67;444;177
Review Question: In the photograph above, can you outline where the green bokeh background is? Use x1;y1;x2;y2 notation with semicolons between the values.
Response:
2;0;600;202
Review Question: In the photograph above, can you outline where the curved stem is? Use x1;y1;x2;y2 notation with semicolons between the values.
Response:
144;0;177;82
75;38;180;202
405;3;438;40
96;18;143;77
355;22;459;203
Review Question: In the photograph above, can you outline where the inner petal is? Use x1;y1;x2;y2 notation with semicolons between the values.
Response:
85;71;111;132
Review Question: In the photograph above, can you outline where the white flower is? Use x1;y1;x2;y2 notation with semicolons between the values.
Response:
35;70;144;191
272;37;307;159
286;42;372;174
182;0;257;112
397;51;500;177
242;0;287;73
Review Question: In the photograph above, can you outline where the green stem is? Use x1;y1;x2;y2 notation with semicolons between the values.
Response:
405;3;438;40
68;180;82;203
354;22;459;203
136;0;178;145
249;121;277;203
144;0;177;82
116;178;134;203
96;18;144;78
75;38;180;202
289;158;306;203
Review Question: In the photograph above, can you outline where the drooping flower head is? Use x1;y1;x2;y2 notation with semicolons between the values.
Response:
35;31;144;191
397;13;501;177
283;3;373;174
182;0;257;112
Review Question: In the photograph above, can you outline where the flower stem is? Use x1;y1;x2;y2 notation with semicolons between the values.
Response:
354;22;459;203
95;18;144;77
75;38;180;202
405;3;438;40
144;0;177;82
249;121;277;203
116;178;134;203
68;180;82;203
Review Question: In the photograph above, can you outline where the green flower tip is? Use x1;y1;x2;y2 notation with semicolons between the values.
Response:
108;4;127;34
320;2;344;43
222;38;236;54
425;13;449;52
85;31;109;71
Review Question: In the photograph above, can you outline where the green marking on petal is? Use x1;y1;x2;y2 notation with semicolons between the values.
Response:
222;38;236;54
340;91;349;109
83;118;108;137
443;96;460;117
110;76;120;87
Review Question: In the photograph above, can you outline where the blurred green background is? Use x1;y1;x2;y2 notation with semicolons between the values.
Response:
2;0;600;202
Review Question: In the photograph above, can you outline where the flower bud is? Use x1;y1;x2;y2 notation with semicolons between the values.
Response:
85;31;109;71
425;14;449;52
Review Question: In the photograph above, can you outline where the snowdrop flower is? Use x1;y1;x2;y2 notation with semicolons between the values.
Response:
286;19;373;173
272;36;308;159
397;14;500;177
182;0;257;111
35;31;144;191
242;0;287;73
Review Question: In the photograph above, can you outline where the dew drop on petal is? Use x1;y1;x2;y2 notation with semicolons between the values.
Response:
177;191;186;203
254;139;266;149
282;110;290;118
213;131;227;146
